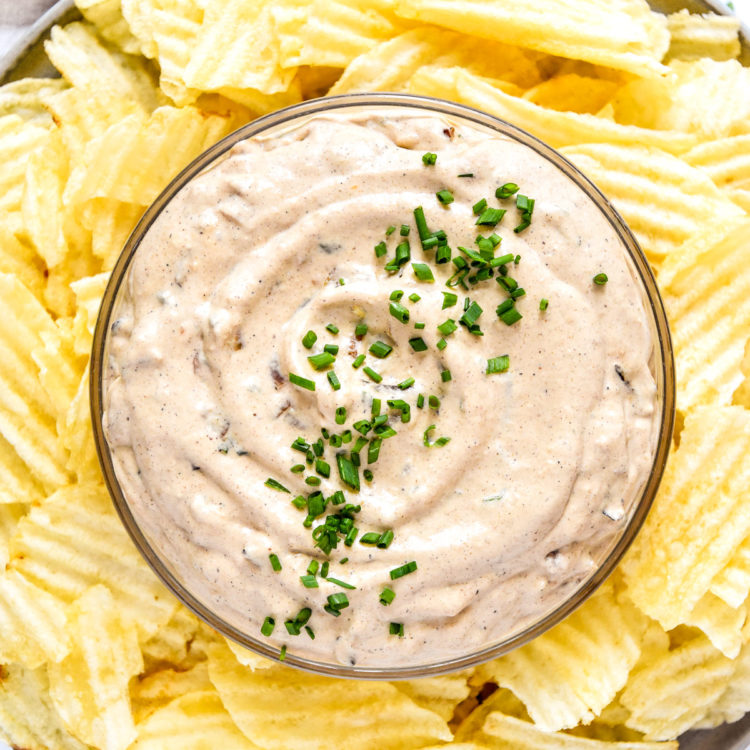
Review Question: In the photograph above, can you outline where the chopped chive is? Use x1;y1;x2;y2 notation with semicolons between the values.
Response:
414;206;430;242
398;377;415;390
436;189;454;205
291;437;310;453
414;322;426;330
360;532;381;545
339;557;348;564
412;263;435;282
511;288;525;299
371;398;382;416
305;476;321;486
308;560;319;575
490;253;514;267
321;561;330;577
369;340;393;358
327;593;350;610
265;478;290;493
344;527;358;546
305;626;315;640
390;561;417;580
487;355;510;374
363;469;373;481
495;182;519;199
378;530;394;548
423;236;439;250
390;289;404;301
336;453;360;491
422;151;437;165
329;434;343;448
316;459;331;478
353;419;371;436
279;645;287;660
540;298;549;311
458;172;474;178
472;198;487;215
261;616;275;636
326;577;356;590
409;294;422;304
435;244;451;264
355;323;368;337
335;407;347;425
593;273;609;285
428;395;440;410
400;224;410;237
301;330;317;349
300;574;319;588
380;587;396;605
514;254;521;264
389;622;405;637
324;344;339;357
437;318;457;336
497;275;518;292
409;337;428;352
476;207;506;226
368;437;382;464
269;553;282;571
363;366;382;383
386;225;396;236
417;394;425;409
442;292;458;309
308;352;335;371
499;308;523;326
323;605;341;617
291;464;305;473
327;370;341;391
291;495;306;509
330;491;345;507
441;369;452;382
313;439;324;457
289;373;315;391
423;424;451;447
436;338;447;350
514;194;535;233
388;399;411;423
352;354;365;369
460;300;483;327
389;301;410;323
326;324;339;334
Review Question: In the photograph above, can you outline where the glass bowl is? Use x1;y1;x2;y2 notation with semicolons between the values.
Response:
91;92;675;679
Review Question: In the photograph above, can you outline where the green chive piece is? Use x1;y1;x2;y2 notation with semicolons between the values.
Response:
378;530;394;548
327;592;350;610
368;437;382;464
323;605;341;617
269;553;282;571
414;321;426;329
291;464;305;473
380;588;395;605
417;394;425;409
305;626;315;640
355;323;368;337
398;377;415;390
497;275;518;292
386;225;396;236
472;198;487;215
388;399;411;423
308;559;319;575
360;532;381;545
390;289;404;301
441;369;452;382
352;354;365;369
375;241;387;258
476;207;506;226
344;527;358;547
389;622;405;637
423;424;451;447
369;340;393;359
389;301;410;323
409;337;428;352
487;355;510;374
514;254;521;264
422;151;437;165
302;330;317;349
390;561;418;580
428;395;440;410
305;476;321;486
279;645;287;660
490;252;514;267
423;236;439;250
496;299;514;316
324;344;339;357
540;298;549;311
308;352;335;371
514;194;535;233
435;244;451;264
261;616;275;636
336;454;360;491
499;308;523;326
321;561;330;577
371;398;381;416
409;293;422;304
289;373;315;391
495;182;519;199
327;370;341;391
511;288;525;299
326;324;339;334
400;224;411;237
458;172;474;178
414;206;430;242
436;189;454;205
326;577;356;589
363;469;373;482
442;292;458;309
300;574;319;588
363;366;382;383
340;557;349;564
460;300;483;327
353;420;371;436
412;262;435;282
316;459;331;478
436;338;447;351
335;407;347;425
265;478;290;493
437;318;457;336
593;273;609;285
291;495;306;509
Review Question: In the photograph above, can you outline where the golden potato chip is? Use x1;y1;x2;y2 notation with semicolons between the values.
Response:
406;66;699;154
60;364;102;482
395;671;472;722
131;689;260;749
454;685;531;743
0;662;88;750
0;273;72;490
522;74;619;115
130;662;212;723
622;406;750;631
44;22;165;114
472;582;647;732
0;569;71;667
658;220;750;412
0;503;27;563
560;142;744;266
0;224;46;304
0;77;67;123
48;584;143;750
682;134;750;211
9;484;178;642
394;0;669;77
223;637;275;670
274;0;407;70
0;432;44;507
613;59;750;139
70;272;110;357
685;592;746;659
207;640;452;749
620;633;734;740
79;198;144;270
666;10;741;62
481;712;677;749
76;0;143;55
710;533;750;609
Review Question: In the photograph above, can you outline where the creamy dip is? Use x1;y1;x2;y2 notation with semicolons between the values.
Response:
103;110;658;668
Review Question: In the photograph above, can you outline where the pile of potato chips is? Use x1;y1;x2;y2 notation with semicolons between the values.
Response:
0;0;748;747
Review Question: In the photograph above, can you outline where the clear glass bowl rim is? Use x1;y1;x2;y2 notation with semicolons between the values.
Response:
90;92;676;680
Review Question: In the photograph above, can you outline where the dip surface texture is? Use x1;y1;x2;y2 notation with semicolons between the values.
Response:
103;112;658;668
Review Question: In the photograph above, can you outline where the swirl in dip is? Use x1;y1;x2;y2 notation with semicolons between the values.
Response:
102;110;659;669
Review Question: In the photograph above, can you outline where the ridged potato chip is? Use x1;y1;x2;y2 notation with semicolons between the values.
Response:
0;224;46;304
685;592;746;659
81;198;144;270
394;0;669;76
76;0;143;55
473;582;647;732
395;672;472;722
60;364;101;482
622;406;750;630
666;10;741;62
522;74;619;115
710;534;750;609
406;66;699;154
0;662;87;750
48;584;143;750
70;272;110;357
0;503;27;563
130;662;212;723
560;142;744;266
207;640;452;749
0;77;67;123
